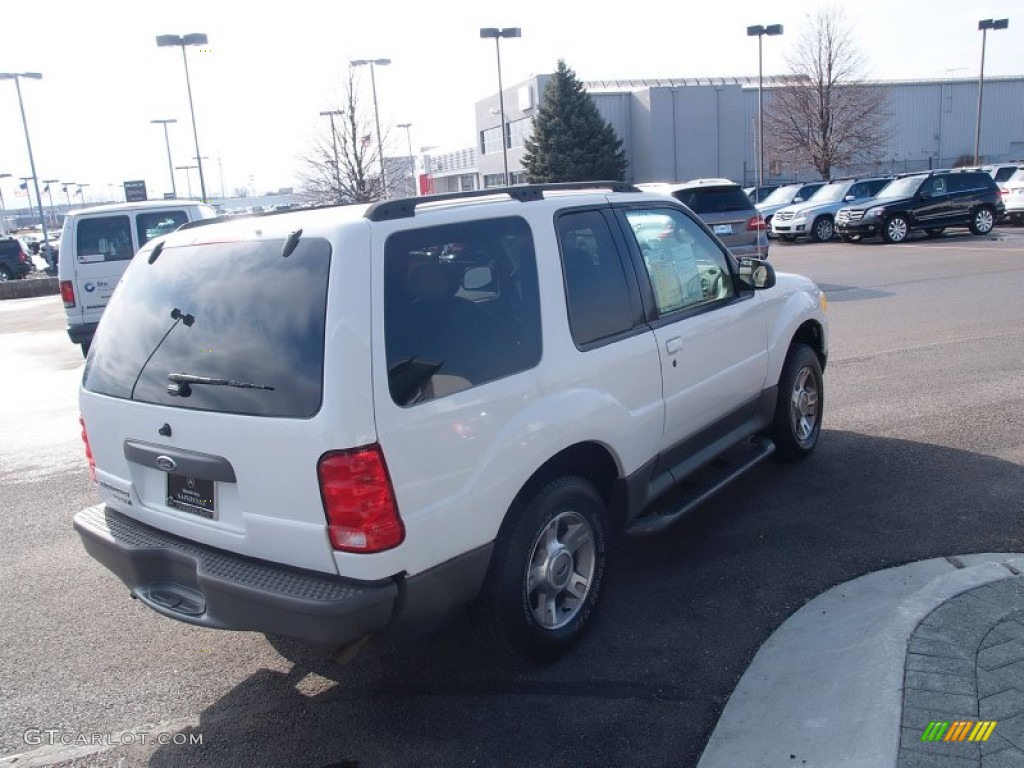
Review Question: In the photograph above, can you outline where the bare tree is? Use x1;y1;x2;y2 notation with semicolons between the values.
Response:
764;5;888;180
299;68;387;203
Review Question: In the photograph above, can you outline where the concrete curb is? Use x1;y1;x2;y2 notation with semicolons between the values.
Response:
697;553;1024;768
0;277;60;300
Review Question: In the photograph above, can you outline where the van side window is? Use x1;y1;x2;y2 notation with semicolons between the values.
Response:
136;211;189;247
76;216;133;262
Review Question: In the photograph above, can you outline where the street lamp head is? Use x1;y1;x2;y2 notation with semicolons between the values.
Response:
151;118;178;124
0;72;42;80
351;58;390;66
747;24;783;37
978;18;1009;30
157;33;208;47
480;27;521;38
396;122;411;129
319;110;344;117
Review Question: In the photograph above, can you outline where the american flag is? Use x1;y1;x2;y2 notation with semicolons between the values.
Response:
361;135;371;149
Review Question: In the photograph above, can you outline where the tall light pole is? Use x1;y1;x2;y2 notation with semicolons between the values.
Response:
175;165;197;198
76;184;90;206
351;59;391;198
320;110;343;201
974;18;1009;165
480;27;521;187
151;118;178;197
42;179;59;230
156;33;209;201
396;122;415;196
0;173;10;236
62;182;75;208
746;24;783;190
0;72;49;253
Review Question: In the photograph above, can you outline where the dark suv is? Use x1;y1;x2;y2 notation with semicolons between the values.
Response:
834;170;1004;244
0;237;34;281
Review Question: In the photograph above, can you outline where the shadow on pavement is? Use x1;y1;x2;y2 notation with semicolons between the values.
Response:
147;429;1024;768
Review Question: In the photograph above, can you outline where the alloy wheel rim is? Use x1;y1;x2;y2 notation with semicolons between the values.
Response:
976;209;994;232
790;366;819;445
525;510;596;630
888;218;908;242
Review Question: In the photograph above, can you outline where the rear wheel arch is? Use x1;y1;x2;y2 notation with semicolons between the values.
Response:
503;443;620;536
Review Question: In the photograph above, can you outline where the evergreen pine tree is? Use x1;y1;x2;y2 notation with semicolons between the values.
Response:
521;60;628;183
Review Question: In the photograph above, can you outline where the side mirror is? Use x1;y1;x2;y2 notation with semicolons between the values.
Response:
844;195;855;202
793;196;804;203
736;257;776;290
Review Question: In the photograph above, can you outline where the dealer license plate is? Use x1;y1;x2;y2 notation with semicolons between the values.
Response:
713;224;733;235
167;474;216;519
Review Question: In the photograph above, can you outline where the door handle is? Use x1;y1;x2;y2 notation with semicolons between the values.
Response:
665;337;683;354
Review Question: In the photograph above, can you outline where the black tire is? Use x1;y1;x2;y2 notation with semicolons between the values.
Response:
969;206;995;235
0;266;12;282
769;343;824;461
810;216;835;243
882;214;910;244
472;475;607;662
925;227;945;238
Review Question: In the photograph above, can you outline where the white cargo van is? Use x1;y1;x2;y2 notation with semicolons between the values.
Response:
58;200;216;355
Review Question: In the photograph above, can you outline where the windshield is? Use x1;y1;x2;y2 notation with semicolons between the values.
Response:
875;176;924;199
806;182;853;204
758;185;801;206
83;237;331;417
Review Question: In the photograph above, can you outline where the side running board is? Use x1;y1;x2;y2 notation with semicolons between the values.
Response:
626;437;775;537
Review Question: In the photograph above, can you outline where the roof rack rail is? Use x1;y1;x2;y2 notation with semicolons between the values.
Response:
364;181;640;222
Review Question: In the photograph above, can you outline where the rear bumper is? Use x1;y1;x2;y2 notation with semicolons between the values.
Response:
74;505;494;645
74;504;398;645
67;322;98;346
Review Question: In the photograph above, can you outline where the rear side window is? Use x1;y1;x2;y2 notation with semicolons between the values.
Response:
76;216;133;262
672;187;753;214
136;210;189;247
384;216;541;406
994;167;1019;183
557;210;635;346
83;238;331;417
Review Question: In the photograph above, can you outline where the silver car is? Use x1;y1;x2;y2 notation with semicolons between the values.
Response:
756;181;828;236
639;179;769;259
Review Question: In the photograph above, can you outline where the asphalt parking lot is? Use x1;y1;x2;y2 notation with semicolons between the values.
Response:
1;229;1022;768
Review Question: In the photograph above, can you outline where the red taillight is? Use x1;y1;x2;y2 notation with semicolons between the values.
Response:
60;281;76;308
318;445;404;553
79;416;96;483
18;247;29;264
747;215;767;231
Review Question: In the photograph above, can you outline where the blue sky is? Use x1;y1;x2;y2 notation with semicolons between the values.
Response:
0;0;1019;201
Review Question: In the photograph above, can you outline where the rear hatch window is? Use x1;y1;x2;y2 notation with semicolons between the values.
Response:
83;237;331;417
673;187;753;214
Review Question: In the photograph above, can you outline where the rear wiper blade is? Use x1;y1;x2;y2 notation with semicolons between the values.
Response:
167;372;275;398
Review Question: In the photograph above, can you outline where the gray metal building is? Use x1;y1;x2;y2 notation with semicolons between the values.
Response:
430;73;1024;190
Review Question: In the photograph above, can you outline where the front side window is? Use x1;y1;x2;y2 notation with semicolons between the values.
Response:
136;210;189;247
626;208;736;316
921;176;947;196
76;215;133;262
384;216;541;406
557;210;635;346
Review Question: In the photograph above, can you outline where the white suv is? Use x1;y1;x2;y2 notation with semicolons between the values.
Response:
74;182;828;661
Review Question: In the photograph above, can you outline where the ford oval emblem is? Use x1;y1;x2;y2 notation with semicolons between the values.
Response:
156;455;177;472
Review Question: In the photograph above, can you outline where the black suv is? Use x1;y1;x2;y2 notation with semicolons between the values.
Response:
0;238;34;281
834;170;1004;244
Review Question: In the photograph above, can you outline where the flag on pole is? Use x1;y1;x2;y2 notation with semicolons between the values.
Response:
16;182;28;197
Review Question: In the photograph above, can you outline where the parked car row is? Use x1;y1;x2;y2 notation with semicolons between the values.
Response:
752;168;1007;245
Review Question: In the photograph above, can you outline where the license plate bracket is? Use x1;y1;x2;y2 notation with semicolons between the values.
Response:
167;473;216;519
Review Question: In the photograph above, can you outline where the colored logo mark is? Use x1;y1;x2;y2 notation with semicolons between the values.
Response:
921;721;997;742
